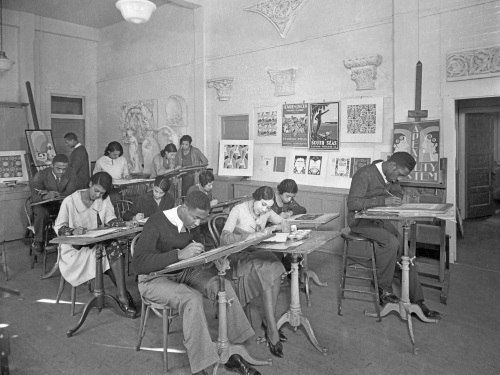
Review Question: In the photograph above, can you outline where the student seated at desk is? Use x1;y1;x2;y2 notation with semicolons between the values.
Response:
150;143;179;178
186;170;218;207
122;176;174;221
132;191;261;375
221;186;286;358
53;172;137;318
270;179;306;219
31;153;79;254
94;141;131;180
347;152;441;320
174;135;209;196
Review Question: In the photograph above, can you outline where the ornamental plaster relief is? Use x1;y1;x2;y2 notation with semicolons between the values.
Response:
267;68;297;96
207;77;234;101
446;45;500;81
343;54;383;90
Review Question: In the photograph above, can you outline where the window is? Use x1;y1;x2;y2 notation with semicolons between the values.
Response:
50;95;85;158
221;115;249;140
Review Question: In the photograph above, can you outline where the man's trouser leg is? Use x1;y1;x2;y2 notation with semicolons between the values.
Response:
33;205;50;243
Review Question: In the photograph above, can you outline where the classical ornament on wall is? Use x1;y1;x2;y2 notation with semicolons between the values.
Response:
165;95;187;128
268;68;297;96
244;0;310;39
446;45;500;81
119;99;157;142
343;54;383;90
207;77;234;101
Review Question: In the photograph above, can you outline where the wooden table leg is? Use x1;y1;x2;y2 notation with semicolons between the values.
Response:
39;260;59;280
300;254;328;307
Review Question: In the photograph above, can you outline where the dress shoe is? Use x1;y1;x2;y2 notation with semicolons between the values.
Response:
33;241;44;255
417;302;442;320
261;321;287;342
116;295;137;318
379;289;400;305
125;291;137;311
264;329;284;358
224;354;262;375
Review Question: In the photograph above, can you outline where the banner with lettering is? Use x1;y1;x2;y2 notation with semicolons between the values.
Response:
282;103;308;147
309;102;340;150
393;120;440;183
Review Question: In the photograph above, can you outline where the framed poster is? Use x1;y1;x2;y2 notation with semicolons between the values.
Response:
218;140;254;177
340;97;384;143
282;103;308;147
309;102;339;150
308;156;323;175
393;120;440;183
292;155;307;175
25;129;57;167
253;105;282;143
0;151;29;183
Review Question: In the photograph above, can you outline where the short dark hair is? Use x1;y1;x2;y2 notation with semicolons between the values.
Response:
154;176;171;193
185;190;210;211
252;186;275;201
277;179;298;195
180;135;192;145
104;141;124;157
160;143;177;157
389;152;416;172
198;170;214;187
64;132;78;141
52;154;69;164
90;172;113;199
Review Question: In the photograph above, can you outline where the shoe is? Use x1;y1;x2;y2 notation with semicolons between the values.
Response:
379;289;400;305
33;242;44;255
116;295;137;318
224;354;261;375
261;321;287;342
125;291;137;311
418;302;442;320
264;329;284;358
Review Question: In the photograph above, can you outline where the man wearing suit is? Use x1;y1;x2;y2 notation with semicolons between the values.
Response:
31;154;79;254
64;132;90;189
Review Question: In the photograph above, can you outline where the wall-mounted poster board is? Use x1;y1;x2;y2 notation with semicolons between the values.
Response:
393;120;440;184
309;102;339;150
282;103;308;147
25;129;57;167
218;140;254;177
340;97;384;143
252;105;282;144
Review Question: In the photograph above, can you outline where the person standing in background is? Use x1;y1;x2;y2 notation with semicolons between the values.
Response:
64;133;90;189
174;135;209;196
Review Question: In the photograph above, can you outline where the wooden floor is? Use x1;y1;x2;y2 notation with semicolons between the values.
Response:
1;220;499;375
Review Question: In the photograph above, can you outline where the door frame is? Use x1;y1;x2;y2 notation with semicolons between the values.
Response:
457;106;500;218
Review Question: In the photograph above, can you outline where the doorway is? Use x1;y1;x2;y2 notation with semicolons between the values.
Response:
457;97;500;219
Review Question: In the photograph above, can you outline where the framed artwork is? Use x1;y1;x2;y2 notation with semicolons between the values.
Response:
309;102;340;150
119;99;158;142
0;151;29;183
282;103;308;147
253;105;282;144
292;155;307;175
218;140;254;177
25;129;57;167
308;156;323;175
340;97;384;143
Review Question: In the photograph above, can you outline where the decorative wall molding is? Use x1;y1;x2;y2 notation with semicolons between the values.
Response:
207;77;234;101
244;0;310;39
268;68;297;96
343;54;383;90
446;45;500;81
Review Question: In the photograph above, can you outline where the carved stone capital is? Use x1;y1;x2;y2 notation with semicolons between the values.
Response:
267;68;296;96
446;45;500;81
207;77;234;101
343;54;383;90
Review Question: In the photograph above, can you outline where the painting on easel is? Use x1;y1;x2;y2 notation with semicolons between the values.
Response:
25;129;57;167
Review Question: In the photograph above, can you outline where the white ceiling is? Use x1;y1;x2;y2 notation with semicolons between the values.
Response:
2;0;184;29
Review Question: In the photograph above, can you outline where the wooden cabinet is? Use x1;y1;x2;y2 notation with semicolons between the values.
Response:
0;185;31;241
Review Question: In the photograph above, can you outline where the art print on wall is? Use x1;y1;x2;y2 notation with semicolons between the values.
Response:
308;156;322;175
349;157;371;177
0;151;29;183
119;99;158;143
218;140;254;177
274;156;287;172
309;102;339;150
282;103;308;147
340;97;384;142
327;157;351;177
25;130;57;167
253;106;282;143
293;155;307;174
393;120;440;183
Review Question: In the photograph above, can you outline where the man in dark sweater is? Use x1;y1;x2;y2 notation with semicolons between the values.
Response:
64;132;90;189
347;152;441;320
132;191;261;375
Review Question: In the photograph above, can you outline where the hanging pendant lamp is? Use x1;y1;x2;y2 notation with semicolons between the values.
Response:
116;0;157;24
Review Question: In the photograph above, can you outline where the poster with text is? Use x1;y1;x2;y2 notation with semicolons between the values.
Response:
293;155;307;174
309;102;339;150
308;156;323;175
327;157;351;177
393;120;440;183
282;103;308;147
349;158;371;177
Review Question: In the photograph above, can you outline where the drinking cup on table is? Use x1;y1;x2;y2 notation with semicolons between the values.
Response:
281;220;291;233
290;224;297;232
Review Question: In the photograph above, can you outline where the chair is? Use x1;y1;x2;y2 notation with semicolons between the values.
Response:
1;240;7;281
338;228;381;322
112;200;132;220
207;213;229;247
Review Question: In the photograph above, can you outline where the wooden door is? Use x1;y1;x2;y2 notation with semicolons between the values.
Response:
465;113;496;218
51;118;85;159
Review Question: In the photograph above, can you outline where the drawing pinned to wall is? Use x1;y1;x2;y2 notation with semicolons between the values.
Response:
25;130;57;167
349;157;371;177
253;105;282;143
282;103;308;147
261;156;273;173
0;151;29;183
308;156;322;175
293;155;307;174
119;99;158;142
309;102;339;150
274;156;287;172
327;157;351;177
393;120;440;183
340;97;384;142
218;140;254;177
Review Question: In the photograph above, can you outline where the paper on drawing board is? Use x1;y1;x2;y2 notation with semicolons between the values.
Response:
262;233;289;242
73;228;121;238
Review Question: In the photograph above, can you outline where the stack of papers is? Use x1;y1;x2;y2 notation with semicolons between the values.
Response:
74;228;121;238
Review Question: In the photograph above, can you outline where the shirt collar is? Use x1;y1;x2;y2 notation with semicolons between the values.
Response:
71;190;103;213
52;171;59;180
375;161;389;183
74;143;82;149
164;206;185;233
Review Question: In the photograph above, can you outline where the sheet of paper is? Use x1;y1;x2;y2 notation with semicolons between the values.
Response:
262;233;289;242
74;228;121;238
113;179;151;185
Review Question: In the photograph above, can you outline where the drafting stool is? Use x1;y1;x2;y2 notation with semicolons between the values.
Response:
338;228;381;321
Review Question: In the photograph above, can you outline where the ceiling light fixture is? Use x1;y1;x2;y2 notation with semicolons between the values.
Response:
0;0;15;72
116;0;157;24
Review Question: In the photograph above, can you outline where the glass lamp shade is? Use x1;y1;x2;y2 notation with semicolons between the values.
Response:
0;51;15;72
116;0;157;24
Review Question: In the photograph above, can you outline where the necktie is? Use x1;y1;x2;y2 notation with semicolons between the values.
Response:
56;177;61;188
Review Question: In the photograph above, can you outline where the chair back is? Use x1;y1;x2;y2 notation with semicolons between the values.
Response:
24;197;34;228
130;233;141;258
112;200;132;220
207;213;228;248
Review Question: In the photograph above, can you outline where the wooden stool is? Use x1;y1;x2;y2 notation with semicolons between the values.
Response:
338;228;381;321
136;296;184;373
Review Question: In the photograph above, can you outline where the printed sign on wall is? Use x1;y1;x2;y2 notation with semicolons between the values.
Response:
282;103;308;147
